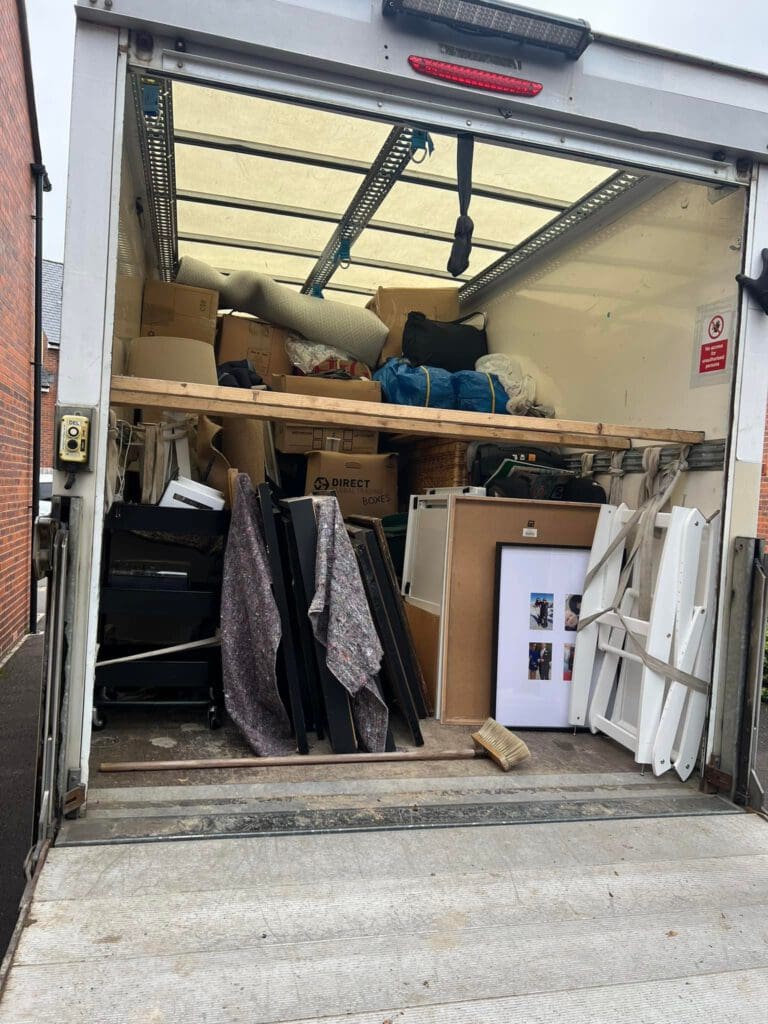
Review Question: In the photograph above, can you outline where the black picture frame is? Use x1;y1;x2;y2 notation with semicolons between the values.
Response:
256;484;309;755
347;525;424;747
281;497;358;754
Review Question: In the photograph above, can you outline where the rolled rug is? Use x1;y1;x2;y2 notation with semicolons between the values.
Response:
176;256;388;367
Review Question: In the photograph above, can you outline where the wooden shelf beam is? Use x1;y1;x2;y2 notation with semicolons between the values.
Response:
111;376;705;450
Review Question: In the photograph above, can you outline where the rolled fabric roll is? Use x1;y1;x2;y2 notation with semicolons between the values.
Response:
176;256;388;367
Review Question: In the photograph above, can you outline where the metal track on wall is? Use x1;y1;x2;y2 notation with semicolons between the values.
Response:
459;171;664;304
301;124;421;295
130;73;178;281
561;439;726;474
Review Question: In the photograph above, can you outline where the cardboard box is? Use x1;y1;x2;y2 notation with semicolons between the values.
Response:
128;335;218;425
220;418;266;488
305;452;398;518
127;336;218;385
141;280;219;345
218;315;293;379
367;286;460;365
271;374;381;455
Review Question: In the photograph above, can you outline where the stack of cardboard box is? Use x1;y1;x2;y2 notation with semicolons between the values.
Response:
125;280;465;516
141;280;219;345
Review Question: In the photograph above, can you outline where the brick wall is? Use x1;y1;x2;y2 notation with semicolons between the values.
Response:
0;0;36;659
41;341;59;471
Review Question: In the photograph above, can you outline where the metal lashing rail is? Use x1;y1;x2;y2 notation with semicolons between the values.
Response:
459;170;663;304
130;73;178;281
302;125;426;295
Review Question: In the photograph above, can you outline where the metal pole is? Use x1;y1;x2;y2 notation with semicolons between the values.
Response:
29;163;50;633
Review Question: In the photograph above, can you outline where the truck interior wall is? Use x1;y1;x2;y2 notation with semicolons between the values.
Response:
482;180;745;517
112;98;153;377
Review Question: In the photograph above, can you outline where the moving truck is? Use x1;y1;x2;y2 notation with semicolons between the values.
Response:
4;2;768;1019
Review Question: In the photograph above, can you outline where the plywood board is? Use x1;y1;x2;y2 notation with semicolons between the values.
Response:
405;601;441;713
440;498;600;724
112;376;706;447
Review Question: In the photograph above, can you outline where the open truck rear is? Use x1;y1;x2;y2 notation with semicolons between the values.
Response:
3;1;768;1020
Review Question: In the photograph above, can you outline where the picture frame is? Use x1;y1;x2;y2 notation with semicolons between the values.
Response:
491;542;591;728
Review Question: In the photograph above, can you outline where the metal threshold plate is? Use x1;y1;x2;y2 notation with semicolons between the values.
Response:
57;775;736;846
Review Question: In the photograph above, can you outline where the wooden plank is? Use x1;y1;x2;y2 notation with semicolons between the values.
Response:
405;602;440;713
111;375;705;448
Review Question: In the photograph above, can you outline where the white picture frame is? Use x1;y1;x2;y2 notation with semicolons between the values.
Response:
492;543;591;728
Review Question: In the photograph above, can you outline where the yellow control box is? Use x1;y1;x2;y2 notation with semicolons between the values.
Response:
58;414;90;465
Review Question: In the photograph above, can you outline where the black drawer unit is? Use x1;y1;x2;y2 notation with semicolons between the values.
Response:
94;503;230;729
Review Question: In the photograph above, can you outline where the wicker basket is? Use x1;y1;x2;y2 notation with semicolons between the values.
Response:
407;439;470;494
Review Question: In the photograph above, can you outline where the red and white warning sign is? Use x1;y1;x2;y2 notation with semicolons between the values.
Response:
691;303;735;386
699;339;728;374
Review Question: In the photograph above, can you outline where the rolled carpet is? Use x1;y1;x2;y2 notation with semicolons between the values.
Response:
176;256;388;367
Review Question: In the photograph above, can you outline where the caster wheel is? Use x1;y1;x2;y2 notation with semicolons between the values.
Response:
92;709;107;731
207;706;222;730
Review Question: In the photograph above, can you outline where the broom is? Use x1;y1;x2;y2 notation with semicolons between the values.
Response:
471;718;530;771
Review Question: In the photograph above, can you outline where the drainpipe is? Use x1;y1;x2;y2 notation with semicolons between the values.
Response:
29;162;52;634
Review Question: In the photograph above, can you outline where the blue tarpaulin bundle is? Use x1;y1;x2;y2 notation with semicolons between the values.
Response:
373;358;455;409
453;369;508;414
373;358;508;414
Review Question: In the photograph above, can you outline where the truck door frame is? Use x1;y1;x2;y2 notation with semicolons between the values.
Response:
53;15;768;816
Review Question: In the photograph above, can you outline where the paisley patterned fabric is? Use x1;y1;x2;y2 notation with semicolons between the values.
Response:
220;474;294;755
308;497;389;753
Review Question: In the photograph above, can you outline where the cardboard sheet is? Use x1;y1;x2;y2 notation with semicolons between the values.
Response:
128;335;218;425
405;600;440;714
220;418;266;489
439;497;600;725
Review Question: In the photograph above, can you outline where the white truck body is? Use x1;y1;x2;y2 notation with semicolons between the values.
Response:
4;3;768;1018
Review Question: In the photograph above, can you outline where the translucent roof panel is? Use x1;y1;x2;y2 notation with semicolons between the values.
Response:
165;79;621;301
177;201;337;254
179;240;317;282
178;200;499;279
352;228;499;278
407;137;615;204
376;181;556;247
173;83;390;164
322;289;373;308
174;145;360;214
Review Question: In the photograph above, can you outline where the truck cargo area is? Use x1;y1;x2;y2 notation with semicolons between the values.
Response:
8;5;768;1023
61;68;745;842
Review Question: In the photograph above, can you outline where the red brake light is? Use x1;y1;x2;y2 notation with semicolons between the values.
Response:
408;55;543;96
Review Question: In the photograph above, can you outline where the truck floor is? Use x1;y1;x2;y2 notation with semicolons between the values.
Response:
88;709;672;787
1;813;767;1022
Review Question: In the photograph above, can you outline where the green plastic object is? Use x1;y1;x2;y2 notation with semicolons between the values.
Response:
382;513;408;583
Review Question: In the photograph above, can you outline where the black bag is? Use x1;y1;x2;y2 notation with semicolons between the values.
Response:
467;443;566;487
402;310;488;373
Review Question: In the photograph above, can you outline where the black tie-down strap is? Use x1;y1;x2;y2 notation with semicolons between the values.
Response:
736;247;768;315
448;133;474;277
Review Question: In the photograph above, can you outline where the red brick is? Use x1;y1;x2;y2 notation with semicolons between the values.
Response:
0;0;36;659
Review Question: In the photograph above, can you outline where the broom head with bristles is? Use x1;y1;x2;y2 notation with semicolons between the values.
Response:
471;718;530;771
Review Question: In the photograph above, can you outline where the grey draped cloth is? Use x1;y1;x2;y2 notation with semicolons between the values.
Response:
220;474;294;755
308;497;389;752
